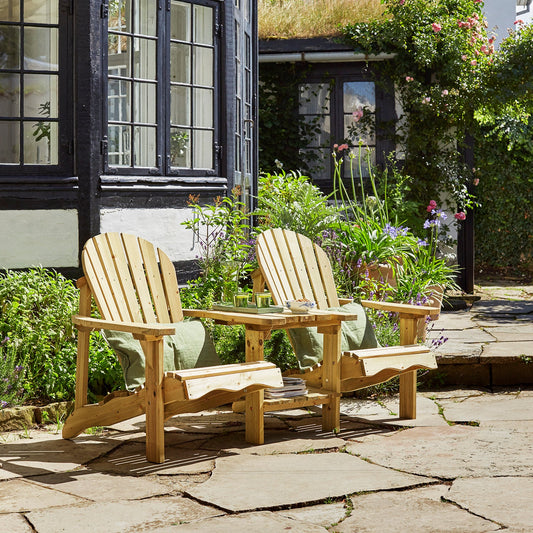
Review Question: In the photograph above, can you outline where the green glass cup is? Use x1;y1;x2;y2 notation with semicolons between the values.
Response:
255;292;272;308
233;293;250;308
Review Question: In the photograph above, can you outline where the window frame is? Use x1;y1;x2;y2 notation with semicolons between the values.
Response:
102;0;223;179
296;63;395;186
0;0;73;177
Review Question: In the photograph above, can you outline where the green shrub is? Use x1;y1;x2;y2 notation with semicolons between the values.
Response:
0;268;123;406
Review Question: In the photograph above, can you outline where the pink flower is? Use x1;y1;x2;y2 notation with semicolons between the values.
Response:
471;60;477;66
454;212;466;221
461;55;468;61
338;143;349;152
473;0;482;3
473;178;480;186
427;200;437;212
405;76;414;82
352;109;364;122
333;144;338;149
399;0;405;4
441;89;449;96
432;23;442;33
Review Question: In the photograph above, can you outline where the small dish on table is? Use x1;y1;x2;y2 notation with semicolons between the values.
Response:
285;299;316;314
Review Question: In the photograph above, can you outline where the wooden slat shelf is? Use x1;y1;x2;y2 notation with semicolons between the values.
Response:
233;387;334;413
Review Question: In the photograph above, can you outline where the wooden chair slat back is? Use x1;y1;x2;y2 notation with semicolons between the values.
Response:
82;233;182;324
82;237;122;321
138;238;172;323
120;234;158;323
314;242;340;307
159;250;184;322
105;232;144;322
257;229;339;310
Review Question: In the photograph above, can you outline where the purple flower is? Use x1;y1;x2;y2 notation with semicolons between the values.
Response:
417;239;428;246
15;365;23;372
0;401;8;409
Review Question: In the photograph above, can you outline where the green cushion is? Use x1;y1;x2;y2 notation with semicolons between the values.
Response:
287;302;379;371
103;319;220;391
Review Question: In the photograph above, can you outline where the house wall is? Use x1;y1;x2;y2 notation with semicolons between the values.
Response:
100;208;200;262
0;210;78;269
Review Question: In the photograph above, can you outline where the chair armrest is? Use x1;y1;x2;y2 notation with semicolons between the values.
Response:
338;297;354;305
360;300;440;317
72;316;176;337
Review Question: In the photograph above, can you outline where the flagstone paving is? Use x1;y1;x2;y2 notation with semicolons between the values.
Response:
1;387;532;531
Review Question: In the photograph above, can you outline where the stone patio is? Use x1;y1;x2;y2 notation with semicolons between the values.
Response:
1;388;532;532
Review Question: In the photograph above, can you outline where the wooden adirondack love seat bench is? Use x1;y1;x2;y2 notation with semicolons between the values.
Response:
254;228;439;422
62;233;282;463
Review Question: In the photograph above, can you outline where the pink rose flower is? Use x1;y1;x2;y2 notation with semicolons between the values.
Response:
471;60;477;66
454;212;466;221
461;55;468;61
441;89;449;96
338;143;349;152
473;178;480;186
432;23;442;33
405;76;414;82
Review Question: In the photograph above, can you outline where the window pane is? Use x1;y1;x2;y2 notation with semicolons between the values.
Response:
194;5;212;45
0;25;20;69
0;121;19;163
23;120;57;164
23;74;58;118
0;1;20;21
299;83;330;114
193;88;212;128
0;73;20;117
343;81;375;113
108;124;131;166
170;85;190;126
193;130;213;169
134;81;156;123
134;38;156;80
108;79;131;122
24;0;58;24
137;0;157;36
108;35;131;77
342;147;375;178
134;125;156;166
170;127;190;167
344;113;375;145
108;0;131;32
299;148;331;179
171;1;190;41
24;27;58;71
170;43;190;83
302;115;330;148
194;47;212;86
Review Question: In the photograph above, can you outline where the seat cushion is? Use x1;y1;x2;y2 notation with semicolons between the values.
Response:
287;302;379;371
103;318;220;390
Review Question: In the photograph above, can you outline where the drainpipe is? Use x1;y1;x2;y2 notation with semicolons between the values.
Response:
259;51;396;63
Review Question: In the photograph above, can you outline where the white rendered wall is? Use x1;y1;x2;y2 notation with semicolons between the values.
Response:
0;210;79;269
100;208;201;262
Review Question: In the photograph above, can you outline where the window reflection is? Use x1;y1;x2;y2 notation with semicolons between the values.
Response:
0;2;59;165
170;0;214;170
108;0;157;168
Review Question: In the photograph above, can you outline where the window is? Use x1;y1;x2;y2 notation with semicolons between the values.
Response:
105;0;220;176
298;76;377;180
0;0;69;169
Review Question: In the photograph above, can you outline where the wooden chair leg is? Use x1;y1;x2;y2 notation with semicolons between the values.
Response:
319;324;341;433
399;371;417;419
244;329;269;444
142;338;165;463
399;315;419;419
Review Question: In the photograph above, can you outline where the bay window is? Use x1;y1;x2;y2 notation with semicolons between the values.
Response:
105;0;220;177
